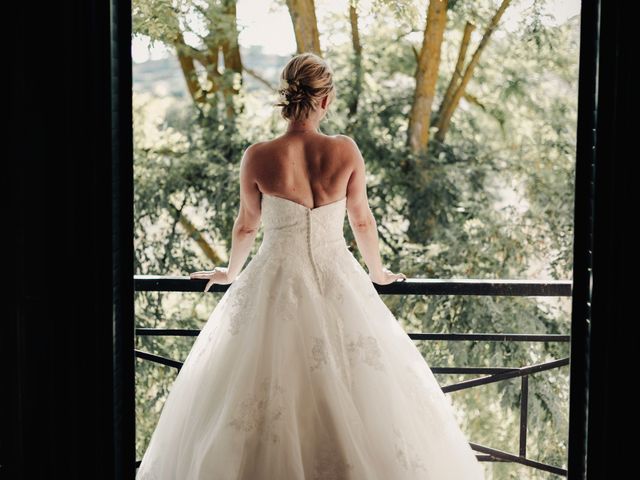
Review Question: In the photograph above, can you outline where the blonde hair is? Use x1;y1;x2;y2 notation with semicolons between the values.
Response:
274;52;337;122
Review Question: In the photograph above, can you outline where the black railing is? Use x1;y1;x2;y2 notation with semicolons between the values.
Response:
134;275;572;476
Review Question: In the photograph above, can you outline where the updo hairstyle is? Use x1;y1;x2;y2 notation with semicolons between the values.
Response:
274;52;337;121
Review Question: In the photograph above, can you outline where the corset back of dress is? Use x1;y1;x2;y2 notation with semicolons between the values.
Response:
257;193;350;295
258;193;348;258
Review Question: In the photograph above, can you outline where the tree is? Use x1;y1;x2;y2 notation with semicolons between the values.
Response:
348;0;364;118
434;0;512;142
132;0;248;262
407;0;449;163
285;0;322;54
132;0;244;119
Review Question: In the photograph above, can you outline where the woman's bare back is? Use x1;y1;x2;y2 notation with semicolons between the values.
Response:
252;132;354;210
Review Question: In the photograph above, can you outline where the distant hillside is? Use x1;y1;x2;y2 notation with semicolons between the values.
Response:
132;44;293;98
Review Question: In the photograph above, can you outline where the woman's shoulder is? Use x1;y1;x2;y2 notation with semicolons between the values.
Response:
331;133;358;146
331;134;363;164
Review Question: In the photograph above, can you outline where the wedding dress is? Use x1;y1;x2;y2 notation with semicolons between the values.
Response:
136;192;485;479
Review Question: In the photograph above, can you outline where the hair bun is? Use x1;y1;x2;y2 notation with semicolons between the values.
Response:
275;53;336;121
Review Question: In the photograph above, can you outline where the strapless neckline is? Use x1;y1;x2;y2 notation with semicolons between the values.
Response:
261;192;347;212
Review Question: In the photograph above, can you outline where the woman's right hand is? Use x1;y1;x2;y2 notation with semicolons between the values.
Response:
189;266;235;292
369;267;407;285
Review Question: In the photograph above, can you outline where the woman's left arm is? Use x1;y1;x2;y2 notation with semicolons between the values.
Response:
190;145;262;291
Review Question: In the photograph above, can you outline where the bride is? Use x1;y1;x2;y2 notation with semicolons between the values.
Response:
137;52;484;479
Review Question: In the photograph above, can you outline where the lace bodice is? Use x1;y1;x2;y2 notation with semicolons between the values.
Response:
257;193;350;293
260;192;347;246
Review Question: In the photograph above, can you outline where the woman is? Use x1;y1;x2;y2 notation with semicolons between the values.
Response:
137;52;485;479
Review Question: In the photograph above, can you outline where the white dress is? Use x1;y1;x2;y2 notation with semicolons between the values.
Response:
136;192;485;479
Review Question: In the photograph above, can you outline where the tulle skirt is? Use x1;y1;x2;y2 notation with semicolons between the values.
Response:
136;247;485;479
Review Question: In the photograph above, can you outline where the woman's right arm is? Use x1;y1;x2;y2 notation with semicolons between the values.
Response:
340;135;406;285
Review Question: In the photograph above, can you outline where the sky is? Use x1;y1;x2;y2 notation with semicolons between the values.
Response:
132;0;581;64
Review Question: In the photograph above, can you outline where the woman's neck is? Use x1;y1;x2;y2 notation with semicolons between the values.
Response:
285;120;320;134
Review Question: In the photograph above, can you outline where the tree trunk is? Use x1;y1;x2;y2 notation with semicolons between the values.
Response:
436;21;475;125
173;33;208;104
348;1;363;118
220;0;244;121
286;0;322;55
166;1;244;118
435;0;512;143
407;0;449;162
172;205;224;264
202;43;222;105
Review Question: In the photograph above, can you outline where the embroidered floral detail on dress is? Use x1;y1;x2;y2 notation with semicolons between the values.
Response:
279;281;300;322
310;336;329;371
226;376;285;445
346;333;385;371
227;279;257;336
392;424;427;472
312;438;354;480
314;317;384;388
326;280;345;304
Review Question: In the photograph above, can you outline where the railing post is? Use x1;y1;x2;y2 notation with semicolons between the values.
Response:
520;375;529;457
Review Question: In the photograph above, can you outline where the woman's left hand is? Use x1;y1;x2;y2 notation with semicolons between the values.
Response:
189;266;235;292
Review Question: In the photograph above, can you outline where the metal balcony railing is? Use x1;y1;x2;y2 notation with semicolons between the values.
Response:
134;275;572;477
